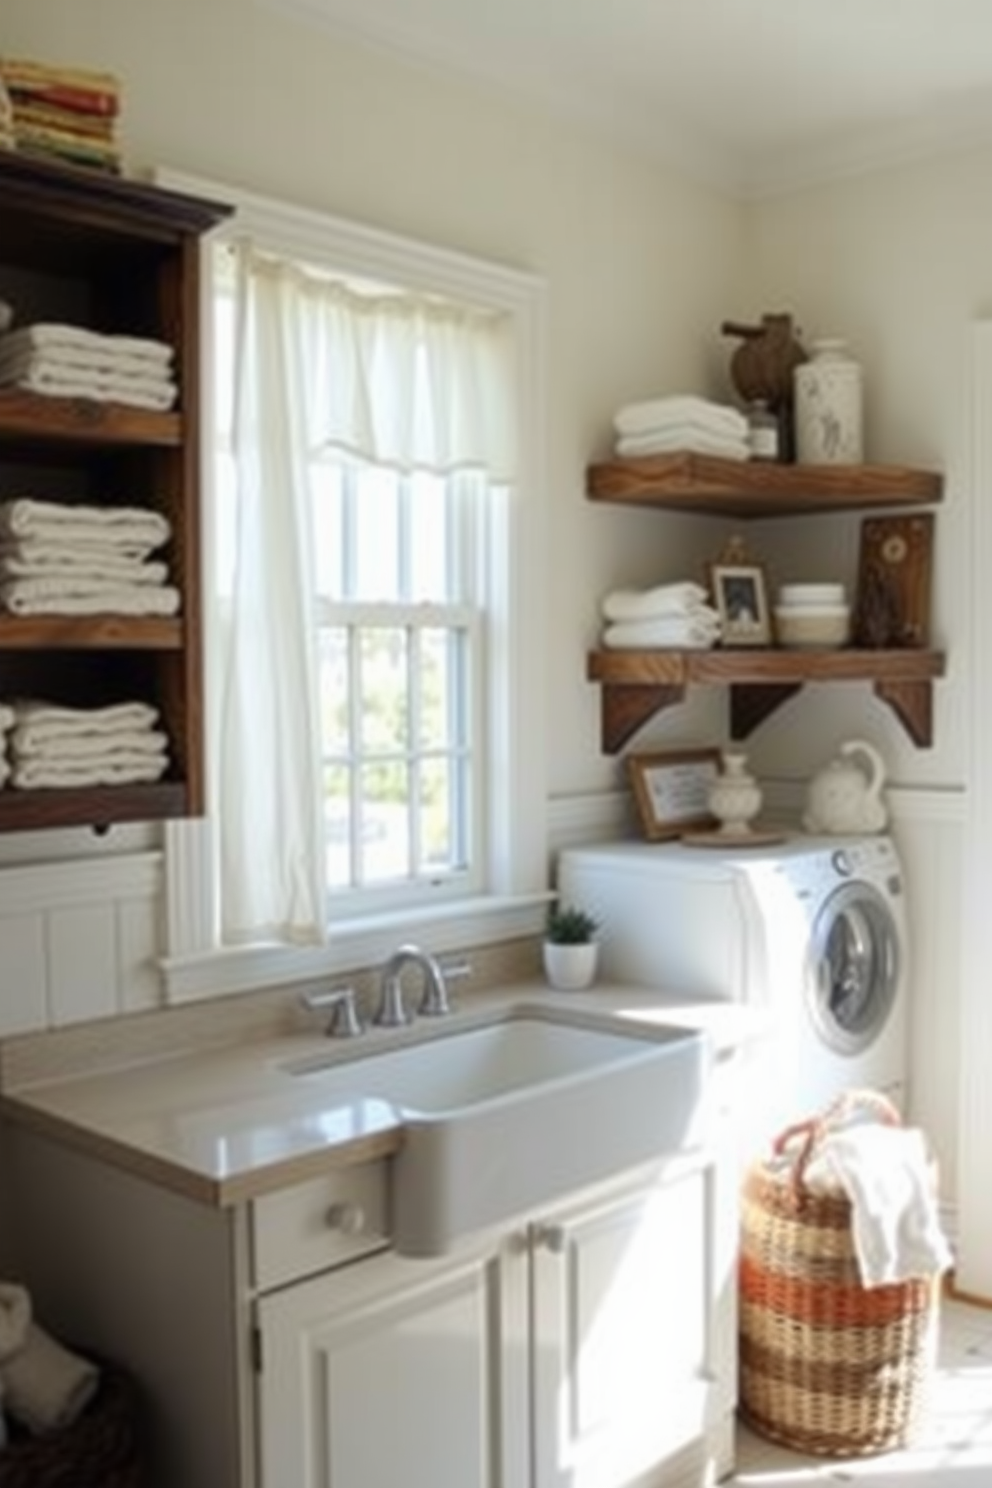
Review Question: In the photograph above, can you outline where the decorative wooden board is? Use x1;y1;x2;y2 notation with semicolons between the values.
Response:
854;513;934;647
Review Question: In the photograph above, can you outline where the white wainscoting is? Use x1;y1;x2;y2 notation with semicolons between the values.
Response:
0;852;163;1036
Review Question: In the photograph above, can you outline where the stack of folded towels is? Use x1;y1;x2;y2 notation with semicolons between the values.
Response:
0;497;179;616
613;394;750;461
6;700;170;790
0;322;177;410
0;1280;101;1440
601;581;722;649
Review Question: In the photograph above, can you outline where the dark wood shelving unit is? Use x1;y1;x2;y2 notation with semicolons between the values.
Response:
585;452;946;749
0;153;232;832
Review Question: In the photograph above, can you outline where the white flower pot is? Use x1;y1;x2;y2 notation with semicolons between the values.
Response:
542;941;599;991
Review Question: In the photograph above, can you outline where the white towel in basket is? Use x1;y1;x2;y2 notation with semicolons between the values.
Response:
821;1124;953;1286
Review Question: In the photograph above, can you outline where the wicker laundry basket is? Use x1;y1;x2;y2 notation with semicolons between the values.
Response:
738;1090;942;1458
1;1356;145;1488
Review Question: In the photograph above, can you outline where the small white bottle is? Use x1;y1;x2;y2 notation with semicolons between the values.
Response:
747;399;779;461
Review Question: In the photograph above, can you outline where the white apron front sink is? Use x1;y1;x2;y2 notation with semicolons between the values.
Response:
283;1005;708;1256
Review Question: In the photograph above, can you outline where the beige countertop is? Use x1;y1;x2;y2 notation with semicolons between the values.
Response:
0;981;764;1208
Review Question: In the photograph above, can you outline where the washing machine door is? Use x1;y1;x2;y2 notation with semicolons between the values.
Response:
806;880;901;1056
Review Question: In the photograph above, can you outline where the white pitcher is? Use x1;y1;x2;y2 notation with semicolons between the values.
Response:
803;739;888;835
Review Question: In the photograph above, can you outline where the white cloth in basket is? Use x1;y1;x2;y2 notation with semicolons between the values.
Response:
819;1124;953;1286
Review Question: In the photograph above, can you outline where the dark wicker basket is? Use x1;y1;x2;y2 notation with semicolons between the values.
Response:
0;1358;145;1488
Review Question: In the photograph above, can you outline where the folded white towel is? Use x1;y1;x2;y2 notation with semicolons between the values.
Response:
2;365;177;411
821;1124;953;1286
0;704;14;733
1;579;181;617
602;582;709;622
614;396;748;440
11;726;169;761
13;756;170;789
0;548;170;585
0;322;174;366
0;499;171;550
0;1284;31;1364
615;428;752;461
602;616;721;650
0;340;175;381
1;1322;100;1433
13;700;160;739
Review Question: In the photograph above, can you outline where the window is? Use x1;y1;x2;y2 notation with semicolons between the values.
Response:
159;172;548;994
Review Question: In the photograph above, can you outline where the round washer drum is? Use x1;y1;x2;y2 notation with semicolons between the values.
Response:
807;878;902;1058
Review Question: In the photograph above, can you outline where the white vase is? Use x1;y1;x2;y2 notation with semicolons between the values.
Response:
707;752;762;835
542;941;599;991
794;339;864;465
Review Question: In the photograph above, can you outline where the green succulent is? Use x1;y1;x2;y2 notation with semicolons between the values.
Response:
544;902;600;944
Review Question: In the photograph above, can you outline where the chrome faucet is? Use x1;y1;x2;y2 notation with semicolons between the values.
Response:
374;944;463;1026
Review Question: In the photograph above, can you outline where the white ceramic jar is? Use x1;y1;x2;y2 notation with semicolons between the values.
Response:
794;338;864;465
707;752;763;835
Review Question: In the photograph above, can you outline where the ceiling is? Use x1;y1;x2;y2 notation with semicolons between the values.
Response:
262;0;992;195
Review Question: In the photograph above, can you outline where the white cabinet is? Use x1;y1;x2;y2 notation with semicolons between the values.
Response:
255;1233;527;1488
253;1147;736;1488
1;1101;737;1488
530;1149;736;1488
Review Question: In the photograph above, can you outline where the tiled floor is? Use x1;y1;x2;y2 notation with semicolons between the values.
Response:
725;1295;992;1487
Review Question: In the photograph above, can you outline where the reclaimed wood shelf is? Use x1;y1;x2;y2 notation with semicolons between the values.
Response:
587;453;943;518
0;388;182;449
0;782;187;834
0;617;183;650
587;647;946;752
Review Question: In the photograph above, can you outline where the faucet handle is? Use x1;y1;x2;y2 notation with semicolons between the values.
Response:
300;986;364;1038
418;957;472;1017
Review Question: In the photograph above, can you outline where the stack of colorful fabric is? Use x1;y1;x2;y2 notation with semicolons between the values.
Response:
0;74;14;152
6;700;170;790
0;56;122;173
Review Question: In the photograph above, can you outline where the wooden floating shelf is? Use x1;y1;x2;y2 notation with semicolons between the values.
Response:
0;388;182;448
0;617;183;650
586;453;943;519
587;647;946;751
0;781;188;833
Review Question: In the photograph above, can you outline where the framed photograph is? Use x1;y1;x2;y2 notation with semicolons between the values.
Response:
627;748;721;841
853;513;934;648
710;563;773;647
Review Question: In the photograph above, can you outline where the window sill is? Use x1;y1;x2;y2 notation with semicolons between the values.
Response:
160;893;549;1004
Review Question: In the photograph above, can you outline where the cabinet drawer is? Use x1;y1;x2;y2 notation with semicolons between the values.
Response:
250;1164;389;1290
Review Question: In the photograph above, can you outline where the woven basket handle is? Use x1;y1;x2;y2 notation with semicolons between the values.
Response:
773;1088;903;1202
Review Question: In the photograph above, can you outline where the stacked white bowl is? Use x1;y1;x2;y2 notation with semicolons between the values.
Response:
774;582;851;648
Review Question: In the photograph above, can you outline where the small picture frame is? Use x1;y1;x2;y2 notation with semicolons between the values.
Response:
710;562;773;647
627;748;721;841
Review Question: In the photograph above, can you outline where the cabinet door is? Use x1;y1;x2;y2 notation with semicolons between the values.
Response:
255;1233;528;1488
531;1152;736;1488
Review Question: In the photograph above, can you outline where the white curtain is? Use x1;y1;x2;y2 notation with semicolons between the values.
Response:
216;242;515;945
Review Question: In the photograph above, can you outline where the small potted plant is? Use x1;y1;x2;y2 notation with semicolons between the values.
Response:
542;902;601;991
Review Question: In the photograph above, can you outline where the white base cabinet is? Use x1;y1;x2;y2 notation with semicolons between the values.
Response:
255;1148;736;1488
0;1125;737;1488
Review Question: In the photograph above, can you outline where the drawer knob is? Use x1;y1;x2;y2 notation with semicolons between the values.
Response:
325;1201;365;1235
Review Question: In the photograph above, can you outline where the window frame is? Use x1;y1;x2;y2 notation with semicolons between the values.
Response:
156;168;549;1002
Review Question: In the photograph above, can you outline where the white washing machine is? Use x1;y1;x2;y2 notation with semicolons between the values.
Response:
557;834;909;1145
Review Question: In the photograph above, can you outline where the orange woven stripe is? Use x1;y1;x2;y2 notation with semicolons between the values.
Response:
739;1253;932;1327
